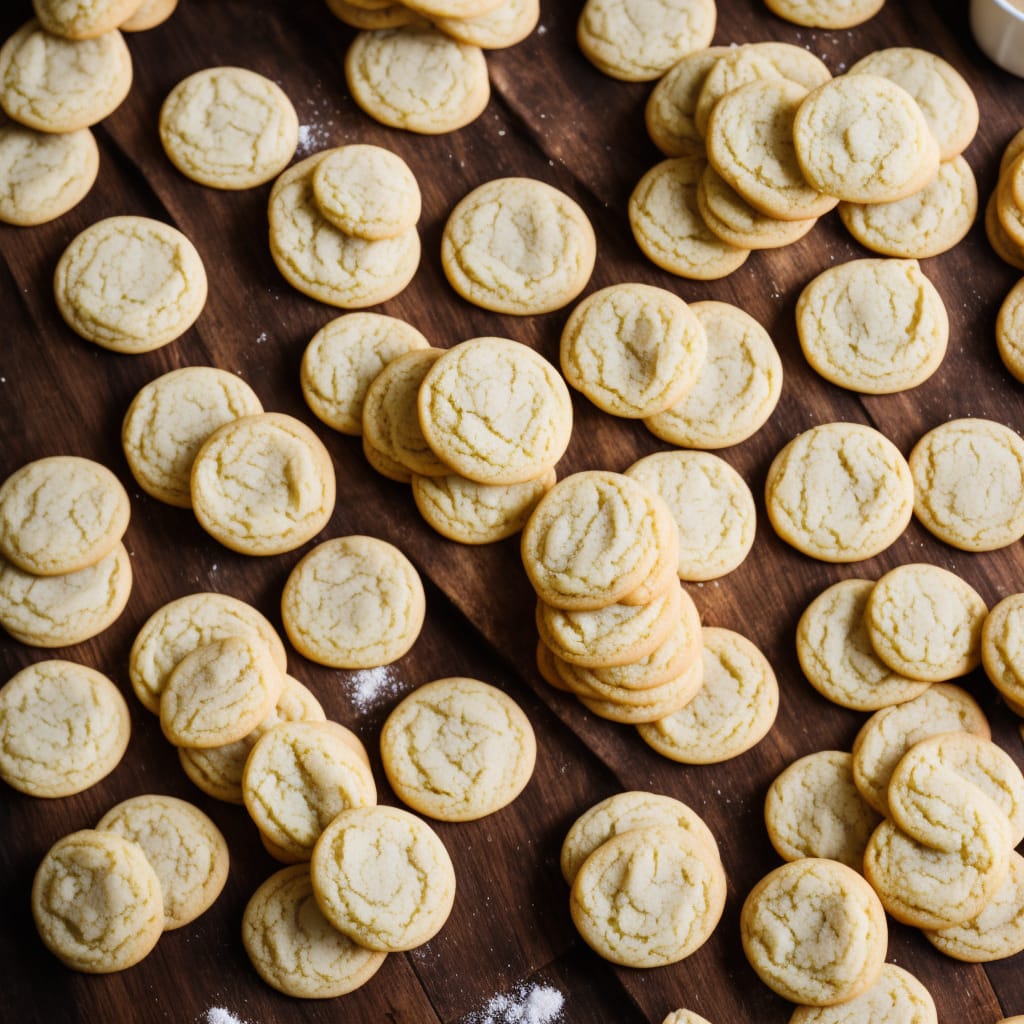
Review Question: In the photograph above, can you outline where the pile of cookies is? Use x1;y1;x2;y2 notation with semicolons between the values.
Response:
986;129;1024;271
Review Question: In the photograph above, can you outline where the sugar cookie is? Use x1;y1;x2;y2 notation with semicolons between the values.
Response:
764;0;883;28
54;215;207;353
787;963;937;1024
32;0;140;39
327;0;424;29
281;535;425;669
119;0;178;31
441;177;595;314
694;46;786;139
997;277;1024;384
576;656;703;724
986;189;1024;272
191;412;336;557
432;0;539;49
403;0;502;18
747;41;832;89
663;1012;713;1024
645;46;730;157
982;593;1024;712
363;432;413;483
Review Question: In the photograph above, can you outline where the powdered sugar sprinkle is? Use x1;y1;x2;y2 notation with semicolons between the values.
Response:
466;982;565;1024
347;665;402;712
203;1009;248;1024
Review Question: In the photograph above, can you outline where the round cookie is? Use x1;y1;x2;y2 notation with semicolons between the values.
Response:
0;659;129;797
909;418;1024;551
268;152;420;309
0;121;98;226
129;591;287;714
576;0;716;82
32;0;140;39
793;74;940;204
838;155;978;260
32;829;163;973
345;25;489;134
796;258;949;394
694;47;787;140
863;564;987;682
764;0;883;28
795;578;930;712
190;412;336;557
97;794;229;930
54;215;207;353
0;542;131;648
559;283;707;419
441;177;595;314
645;46;731;157
242;864;387;998
997;277;1024;384
746;41;832;89
628;156;750;280
625;450;756;581
159;66;299;190
570;824;726;968
0;455;129;577
119;0;178;31
982;593;1024;711
311;804;456;951
280;535;425;669
560;790;719;885
0;20;132;132
787;963;937;1024
643;300;781;450
380;676;536;821
418;336;573;484
765;422;914;562
741;858;888;1006
432;0;539;49
122;366;263;508
301;312;430;436
764;750;883;870
311;144;420;240
636;625;778;764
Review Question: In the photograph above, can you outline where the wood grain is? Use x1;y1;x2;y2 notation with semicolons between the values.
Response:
1;1;1023;1021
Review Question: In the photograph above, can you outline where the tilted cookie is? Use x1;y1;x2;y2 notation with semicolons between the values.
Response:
694;46;787;138
997;277;1024;384
787;963;937;1024
54;215;207;353
281;535;425;669
645;46;731;157
97;794;229;930
432;0;539;49
662;1012;713;1024
441;177;596;314
328;0;424;28
32;0;140;39
119;0;178;31
764;0;883;28
0;659;129;798
982;592;1024;713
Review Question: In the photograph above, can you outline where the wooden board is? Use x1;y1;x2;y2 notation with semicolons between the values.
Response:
1;1;1024;1021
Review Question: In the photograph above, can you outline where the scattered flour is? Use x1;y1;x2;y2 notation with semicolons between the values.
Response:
297;122;331;156
347;664;402;712
467;982;565;1024
203;1009;248;1024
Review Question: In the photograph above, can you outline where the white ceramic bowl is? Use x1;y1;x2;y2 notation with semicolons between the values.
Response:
971;0;1024;78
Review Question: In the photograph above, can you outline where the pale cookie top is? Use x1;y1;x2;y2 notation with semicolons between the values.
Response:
787;963;938;1024
746;41;832;89
559;283;707;419
411;467;555;545
645;46;731;157
764;750;882;870
54;215;208;353
0;455;129;576
345;25;489;134
796;258;949;394
576;0;716;82
644;300;782;450
120;0;178;32
280;535;425;669
740;858;887;1006
793;74;939;204
301;312;430;436
706;79;839;222
636;625;779;764
311;805;456;951
190;412;336;557
312;144;421;240
765;422;913;562
129;591;287;714
432;0;539;49
997;277;1024;385
243;720;378;861
662;1013;713;1024
160;635;285;748
379;676;536;821
159;66;299;190
628;156;750;281
924;850;1024;963
570;824;726;968
839;154;978;260
0;121;98;226
122;366;263;508
32;829;163;973
97;794;229;930
560;790;719;885
242;864;387;999
795;578;930;712
418;336;574;484
626;450;756;581
0;20;132;132
864;563;987;682
848;47;978;161
403;0;502;21
910;418;1024;551
694;47;786;139
441;177;596;315
764;0;884;28
32;0;140;39
520;470;666;611
268;152;420;309
850;682;990;816
0;542;131;648
0;659;129;797
982;593;1024;707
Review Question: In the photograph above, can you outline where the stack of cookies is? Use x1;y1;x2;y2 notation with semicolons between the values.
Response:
986;128;1024;272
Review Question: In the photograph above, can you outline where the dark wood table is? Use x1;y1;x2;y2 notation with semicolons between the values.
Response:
2;1;1024;1021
